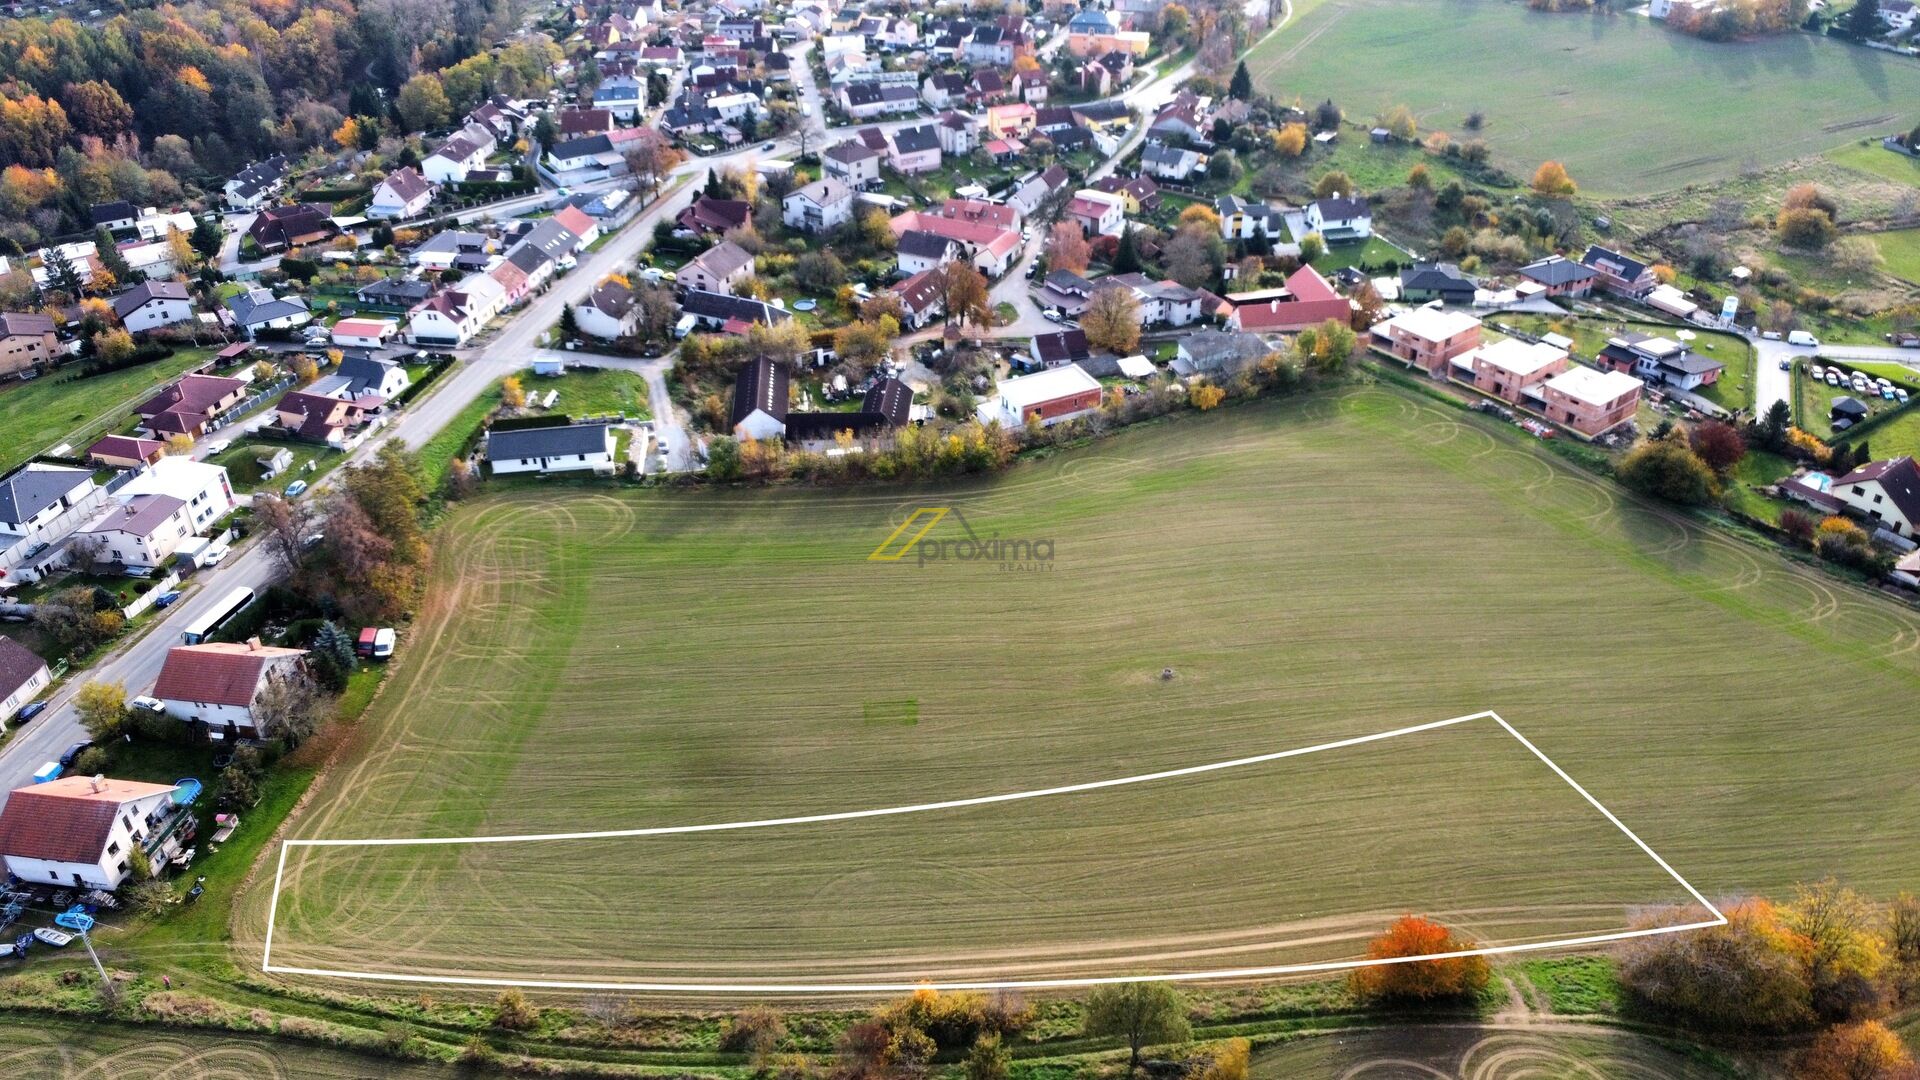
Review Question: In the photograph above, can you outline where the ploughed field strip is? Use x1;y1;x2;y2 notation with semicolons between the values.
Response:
236;385;1920;989
1247;0;1920;196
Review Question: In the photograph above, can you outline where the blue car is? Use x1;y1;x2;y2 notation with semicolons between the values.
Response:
154;590;183;608
284;480;308;498
11;702;46;725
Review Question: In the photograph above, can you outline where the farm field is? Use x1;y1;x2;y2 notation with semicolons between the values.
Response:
0;350;211;473
1244;0;1920;197
0;1014;460;1080
237;385;1920;994
1248;1025;1736;1079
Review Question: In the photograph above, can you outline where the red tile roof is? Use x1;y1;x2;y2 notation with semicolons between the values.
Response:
0;776;178;864
153;642;305;707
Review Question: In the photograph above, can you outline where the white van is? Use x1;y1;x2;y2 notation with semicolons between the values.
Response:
1787;330;1820;347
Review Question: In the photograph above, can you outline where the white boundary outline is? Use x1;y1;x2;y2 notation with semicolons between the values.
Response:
261;710;1727;993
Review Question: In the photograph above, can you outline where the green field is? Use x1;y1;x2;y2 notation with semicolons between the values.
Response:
0;351;211;472
520;366;651;420
1869;228;1920;285
1249;1024;1735;1079
205;438;337;496
242;385;1920;992
0;1014;460;1080
1827;139;1920;189
1246;0;1920;196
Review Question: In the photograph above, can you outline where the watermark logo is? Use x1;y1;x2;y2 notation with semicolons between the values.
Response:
867;507;1055;571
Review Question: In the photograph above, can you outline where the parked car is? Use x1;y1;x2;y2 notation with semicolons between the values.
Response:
153;590;182;608
370;627;396;659
131;695;165;714
762;141;776;150
284;480;308;497
58;741;93;769
1787;330;1820;347
11;701;46;725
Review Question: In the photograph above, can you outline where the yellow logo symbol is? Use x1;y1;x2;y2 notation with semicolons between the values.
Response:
868;507;950;561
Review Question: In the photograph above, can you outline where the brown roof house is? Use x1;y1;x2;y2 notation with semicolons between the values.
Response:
151;640;308;741
246;203;337;252
680;240;756;296
135;373;249;438
0;636;50;722
275;389;377;447
0;774;184;890
0;311;58;378
1830;456;1920;539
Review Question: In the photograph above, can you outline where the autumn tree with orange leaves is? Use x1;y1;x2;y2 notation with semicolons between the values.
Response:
1348;916;1490;1003
1531;160;1577;197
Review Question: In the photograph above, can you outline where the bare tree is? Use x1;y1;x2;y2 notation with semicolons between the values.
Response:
254;670;327;747
254;494;313;573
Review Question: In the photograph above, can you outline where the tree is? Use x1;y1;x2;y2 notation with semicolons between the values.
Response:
1228;61;1253;101
1407;163;1432;191
1313;171;1354;199
1845;0;1884;39
501;375;527;408
1293;319;1357;373
941;263;992;332
1112;227;1143;274
1298;231;1326;263
1778;206;1838;249
1313;98;1342;130
1271;123;1308;157
706;436;742;480
493;988;539;1030
834;318;898;367
254;670;327;747
1195;1039;1249;1080
254;494;313;572
1688;420;1748;475
860;208;897;252
1798;1021;1911;1080
1048;221;1091;274
1082;287;1142;354
1178;204;1222;233
75;680;128;742
1380;104;1417;141
719;1005;787;1064
1619;898;1816;1031
308;621;357;692
1190;382;1226;410
1531;160;1577;197
164;433;195;456
1083;983;1189;1071
1787;878;1892;1023
795;250;849;293
190;216;224;260
1349;916;1490;1003
165;226;196;274
1618;437;1716;505
965;1033;1010;1080
1786;185;1840;217
396;75;452;133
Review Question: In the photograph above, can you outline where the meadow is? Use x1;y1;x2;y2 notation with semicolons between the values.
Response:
1245;0;1920;196
0;349;210;472
237;384;1920;994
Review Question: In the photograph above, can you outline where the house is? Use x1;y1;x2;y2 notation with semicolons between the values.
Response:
1399;263;1478;306
1012;67;1049;104
1461;338;1570;402
409;230;495;272
110;281;196;333
1305;195;1372;242
246;204;335;252
890;267;948;329
85;435;165;470
1092;274;1205;327
593;75;647;121
422;126;494;185
824;140;886;188
1215;195;1287;240
576;278;639;340
0;775;185;890
889;125;943;175
133;209;196;244
1091;174;1160;214
1535;366;1643;438
309;354;409;403
680;288;792;331
1029;328;1093;369
559;106;616;138
80;493;194;570
224;288;311;339
116;456;236;532
1142;144;1203;181
978;363;1102;428
486;421;618;475
679;196;754;235
922;72;967;109
224;155;291;209
329;318;400;350
898;230;963;275
1073;99;1133;131
1372;306;1483;375
276;390;375;447
151;640;309;740
1597;332;1724;392
406;282;501;347
783;178;855;234
1147;93;1207;145
545;133;627;180
0;464;108;578
1065;191;1126;236
1225;266;1352;334
135;374;248;438
1883;0;1919;31
1173;330;1269;378
1008;166;1071;220
368;167;435;220
0;312;58;376
888;209;1024;278
91;200;138;231
985;103;1038;139
936;112;979;156
1518;255;1599;298
1580;244;1658;298
552;205;601;248
357;276;435;311
1830;457;1920;538
0;638;49;720
730;355;790;440
841;82;917;118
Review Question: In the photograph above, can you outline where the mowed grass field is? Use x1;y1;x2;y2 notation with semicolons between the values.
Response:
239;386;1920;992
1245;0;1920;196
0;350;210;472
1249;1025;1735;1079
0;1014;458;1080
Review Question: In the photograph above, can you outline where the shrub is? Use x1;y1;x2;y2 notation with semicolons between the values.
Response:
1797;1021;1913;1080
1618;899;1815;1031
1617;438;1716;505
719;1005;787;1059
492;987;538;1030
1348;915;1490;1004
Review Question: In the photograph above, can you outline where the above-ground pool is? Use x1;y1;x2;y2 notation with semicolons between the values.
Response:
172;778;203;805
1801;472;1834;492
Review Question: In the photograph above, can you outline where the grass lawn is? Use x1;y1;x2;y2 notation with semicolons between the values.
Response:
1250;1025;1734;1078
0;1014;458;1080
1494;313;1757;414
1308;235;1407;273
204;439;338;497
1724;448;1796;525
520;366;651;420
0;350;211;473
244;384;1920;991
1867;227;1920;285
1245;0;1920;197
1826;139;1920;188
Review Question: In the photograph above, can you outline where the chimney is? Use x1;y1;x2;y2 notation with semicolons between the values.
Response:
90;775;105;793
247;637;262;652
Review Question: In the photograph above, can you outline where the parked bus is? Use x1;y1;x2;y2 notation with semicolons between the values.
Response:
181;586;255;645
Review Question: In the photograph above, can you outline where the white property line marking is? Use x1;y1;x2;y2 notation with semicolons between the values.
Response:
262;710;1727;993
